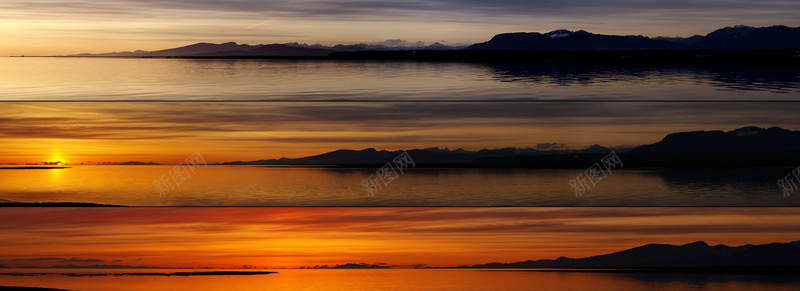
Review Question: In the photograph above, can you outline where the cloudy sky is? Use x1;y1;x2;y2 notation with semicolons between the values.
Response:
3;101;799;164
2;0;800;55
2;207;799;268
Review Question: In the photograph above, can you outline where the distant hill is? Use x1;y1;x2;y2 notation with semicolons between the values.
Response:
70;41;457;57
633;126;800;153
464;241;800;269
142;42;260;57
98;161;161;165
467;30;688;50
69;25;800;59
693;25;800;50
220;146;633;166
71;42;332;57
190;44;332;57
331;263;390;269
73;42;259;57
468;25;800;51
653;35;705;45
220;126;800;168
222;148;476;165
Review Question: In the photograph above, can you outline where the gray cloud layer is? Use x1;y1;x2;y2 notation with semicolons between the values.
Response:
4;1;799;33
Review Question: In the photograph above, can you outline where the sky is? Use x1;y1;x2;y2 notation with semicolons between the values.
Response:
3;102;799;164
2;0;800;55
1;57;799;164
1;207;799;269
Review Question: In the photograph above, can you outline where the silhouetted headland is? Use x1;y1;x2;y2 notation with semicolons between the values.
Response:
457;241;800;273
220;126;800;168
0;167;70;170
0;287;70;291
0;199;122;207
66;25;800;65
0;271;276;277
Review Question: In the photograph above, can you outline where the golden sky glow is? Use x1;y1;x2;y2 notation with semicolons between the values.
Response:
2;101;799;164
1;207;798;269
2;1;799;55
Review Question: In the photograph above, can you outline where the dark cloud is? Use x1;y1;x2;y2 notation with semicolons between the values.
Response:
10;257;104;263
2;208;798;268
1;102;799;148
10;257;63;261
3;208;799;237
5;0;799;27
535;143;565;150
58;258;105;263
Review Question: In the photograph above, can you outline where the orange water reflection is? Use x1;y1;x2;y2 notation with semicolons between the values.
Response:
1;269;799;291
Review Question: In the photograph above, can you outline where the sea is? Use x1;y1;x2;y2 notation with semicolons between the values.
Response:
1;57;799;101
2;269;800;291
1;57;800;206
0;165;796;206
1;58;800;290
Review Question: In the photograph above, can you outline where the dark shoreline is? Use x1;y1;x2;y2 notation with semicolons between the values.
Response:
218;152;800;169
0;271;276;277
448;266;800;274
0;167;71;170
0;202;123;207
49;49;800;66
0;287;70;291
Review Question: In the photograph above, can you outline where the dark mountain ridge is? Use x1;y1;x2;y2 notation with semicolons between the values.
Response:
221;126;800;168
633;126;800;153
468;25;800;51
220;146;630;166
465;240;800;269
69;25;800;58
467;30;689;50
693;25;800;49
71;42;332;57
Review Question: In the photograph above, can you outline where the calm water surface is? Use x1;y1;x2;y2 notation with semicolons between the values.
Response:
1;58;799;100
2;58;799;206
0;166;793;206
1;269;798;291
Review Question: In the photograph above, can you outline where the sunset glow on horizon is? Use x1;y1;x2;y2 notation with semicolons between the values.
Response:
3;100;800;165
2;2;799;291
1;207;799;269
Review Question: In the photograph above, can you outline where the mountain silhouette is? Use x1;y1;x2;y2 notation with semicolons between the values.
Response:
633;126;800;153
466;241;800;268
223;148;476;165
72;42;332;57
220;146;640;166
467;30;688;50
221;126;800;168
69;25;800;61
653;35;705;45
142;42;259;57
189;44;332;57
467;25;800;51
693;25;800;49
330;263;390;269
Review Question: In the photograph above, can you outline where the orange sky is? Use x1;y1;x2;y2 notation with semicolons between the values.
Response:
2;102;799;165
1;207;798;269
